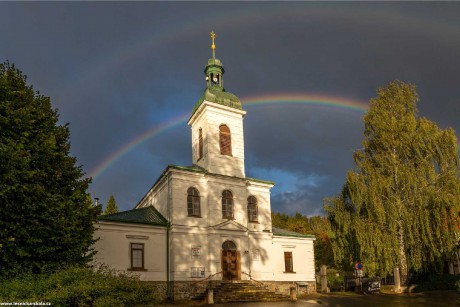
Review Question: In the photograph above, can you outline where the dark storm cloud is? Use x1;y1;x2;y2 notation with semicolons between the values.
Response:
1;2;459;214
245;107;363;173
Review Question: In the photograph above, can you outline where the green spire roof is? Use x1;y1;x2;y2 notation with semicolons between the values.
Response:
98;206;167;226
191;32;242;116
192;86;242;114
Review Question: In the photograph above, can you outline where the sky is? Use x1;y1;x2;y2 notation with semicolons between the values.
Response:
1;2;459;216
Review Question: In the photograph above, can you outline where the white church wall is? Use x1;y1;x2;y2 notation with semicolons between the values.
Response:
207;233;223;277
246;182;273;232
170;226;209;281
206;176;247;226
93;221;167;281
189;101;246;178
247;232;275;281
272;236;316;282
136;177;169;220
190;104;210;168
169;170;208;226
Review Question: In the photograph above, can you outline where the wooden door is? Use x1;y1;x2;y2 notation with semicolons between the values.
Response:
221;250;240;280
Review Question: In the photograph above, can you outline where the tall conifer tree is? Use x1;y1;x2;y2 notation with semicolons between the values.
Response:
0;62;100;277
325;81;460;279
103;194;119;215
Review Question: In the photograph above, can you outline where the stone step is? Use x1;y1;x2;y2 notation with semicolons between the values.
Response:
212;281;290;303
191;281;290;303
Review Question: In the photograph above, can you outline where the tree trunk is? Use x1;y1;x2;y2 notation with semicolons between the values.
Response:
397;220;408;285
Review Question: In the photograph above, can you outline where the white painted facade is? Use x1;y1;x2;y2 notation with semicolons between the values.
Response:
93;221;167;281
190;100;246;178
93;50;316;293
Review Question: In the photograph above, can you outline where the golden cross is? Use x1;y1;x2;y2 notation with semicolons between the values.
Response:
210;31;216;50
209;31;216;58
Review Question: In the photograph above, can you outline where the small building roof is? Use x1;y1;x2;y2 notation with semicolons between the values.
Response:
98;206;167;227
272;227;315;239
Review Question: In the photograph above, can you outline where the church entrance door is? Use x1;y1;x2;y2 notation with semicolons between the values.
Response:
221;241;240;281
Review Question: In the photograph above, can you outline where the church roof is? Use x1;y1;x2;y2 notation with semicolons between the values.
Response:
168;164;274;185
246;177;275;185
272;227;315;239
98;206;167;226
192;86;242;115
169;164;206;173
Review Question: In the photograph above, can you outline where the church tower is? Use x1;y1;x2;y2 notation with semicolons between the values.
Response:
188;32;246;178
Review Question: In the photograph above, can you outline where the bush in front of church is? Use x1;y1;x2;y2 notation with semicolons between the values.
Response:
0;265;160;306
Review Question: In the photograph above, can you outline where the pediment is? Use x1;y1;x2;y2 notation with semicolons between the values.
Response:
211;220;248;232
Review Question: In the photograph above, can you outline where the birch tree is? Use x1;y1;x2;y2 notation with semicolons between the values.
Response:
325;81;460;280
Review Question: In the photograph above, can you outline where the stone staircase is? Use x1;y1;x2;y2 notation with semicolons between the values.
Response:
193;281;289;303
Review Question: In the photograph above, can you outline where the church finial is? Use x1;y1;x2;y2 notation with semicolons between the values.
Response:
210;31;216;59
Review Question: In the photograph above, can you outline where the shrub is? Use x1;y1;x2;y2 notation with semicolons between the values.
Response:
327;269;344;288
411;274;460;292
0;266;160;306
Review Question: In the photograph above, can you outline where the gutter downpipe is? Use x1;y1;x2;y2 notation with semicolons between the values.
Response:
166;173;173;301
166;220;171;301
247;229;251;280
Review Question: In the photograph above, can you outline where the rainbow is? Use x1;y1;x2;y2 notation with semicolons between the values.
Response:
87;94;368;180
243;93;368;112
88;113;189;180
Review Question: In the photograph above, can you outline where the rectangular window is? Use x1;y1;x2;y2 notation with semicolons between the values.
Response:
284;251;294;273
191;267;205;278
131;243;144;270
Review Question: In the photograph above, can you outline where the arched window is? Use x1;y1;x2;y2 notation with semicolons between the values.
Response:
198;128;203;160
247;196;258;222
219;125;231;156
187;187;201;217
222;240;237;251
222;190;233;219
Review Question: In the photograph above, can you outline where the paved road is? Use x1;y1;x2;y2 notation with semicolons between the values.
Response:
214;292;458;307
168;291;459;307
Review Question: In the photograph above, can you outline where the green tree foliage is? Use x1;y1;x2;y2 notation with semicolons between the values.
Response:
0;266;160;305
0;62;100;277
271;212;334;270
325;81;460;278
103;194;119;215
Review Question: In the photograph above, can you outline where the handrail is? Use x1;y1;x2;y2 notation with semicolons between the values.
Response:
191;271;222;286
241;271;266;287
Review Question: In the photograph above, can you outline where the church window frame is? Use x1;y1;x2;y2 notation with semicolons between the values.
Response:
222;190;234;219
219;124;232;156
198;128;203;160
130;243;145;271
187;187;201;217
284;251;295;273
222;240;237;251
247;196;258;223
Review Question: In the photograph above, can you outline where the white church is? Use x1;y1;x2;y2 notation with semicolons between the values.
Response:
93;33;316;300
